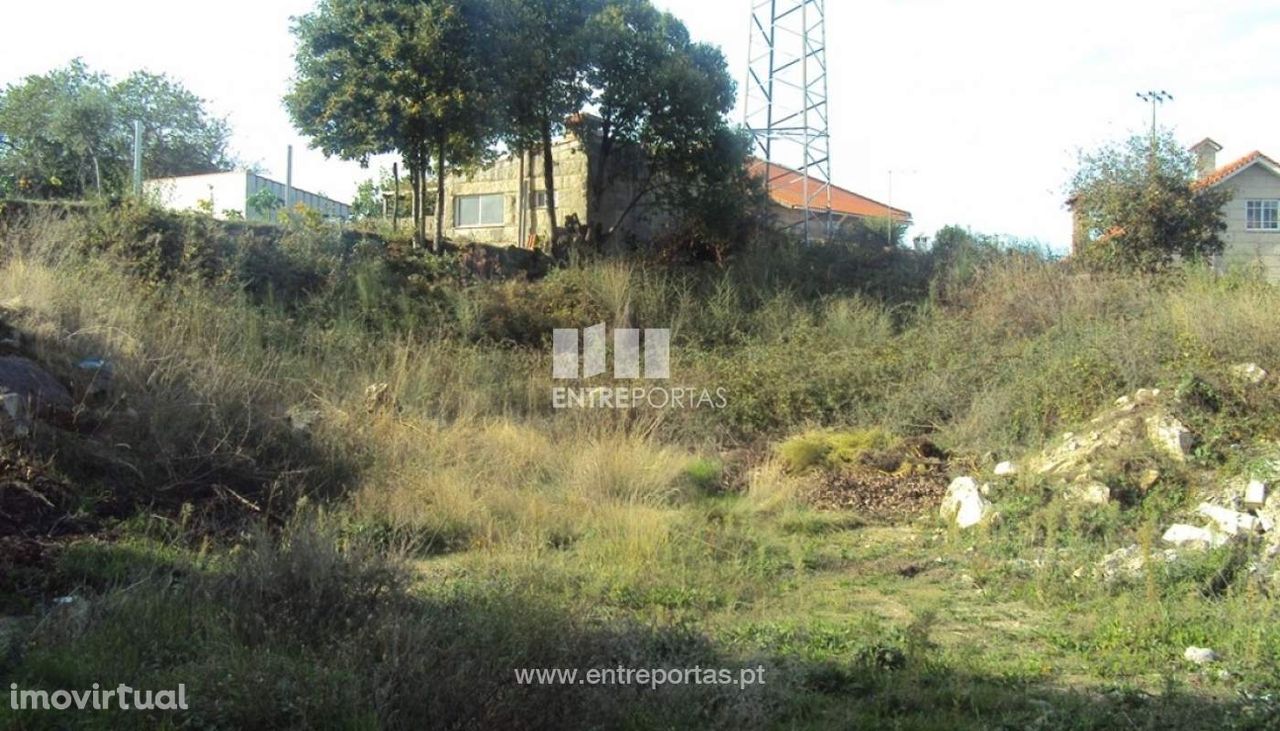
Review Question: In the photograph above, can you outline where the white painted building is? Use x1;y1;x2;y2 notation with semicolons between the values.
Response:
144;171;351;222
1192;139;1280;279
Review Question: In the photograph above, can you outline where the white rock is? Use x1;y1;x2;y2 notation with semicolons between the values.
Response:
940;476;993;529
1230;363;1268;385
1196;502;1271;536
1145;413;1193;462
993;461;1018;476
1065;480;1111;505
1098;544;1180;581
1245;480;1268;510
1184;646;1219;665
1134;388;1162;403
1162;523;1229;549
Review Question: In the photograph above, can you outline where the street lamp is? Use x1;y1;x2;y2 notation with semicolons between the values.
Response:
1136;90;1172;166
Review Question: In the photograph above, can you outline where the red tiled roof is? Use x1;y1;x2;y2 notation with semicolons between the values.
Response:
1196;150;1280;189
748;159;911;221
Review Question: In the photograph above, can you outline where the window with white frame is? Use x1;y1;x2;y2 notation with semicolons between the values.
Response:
1246;200;1279;231
454;193;504;227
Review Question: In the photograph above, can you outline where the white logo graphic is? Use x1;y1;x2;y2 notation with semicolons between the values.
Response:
550;324;726;410
552;324;670;380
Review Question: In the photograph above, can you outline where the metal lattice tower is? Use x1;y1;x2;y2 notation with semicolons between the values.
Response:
745;0;832;243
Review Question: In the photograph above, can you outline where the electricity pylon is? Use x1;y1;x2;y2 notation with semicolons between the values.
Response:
745;0;833;243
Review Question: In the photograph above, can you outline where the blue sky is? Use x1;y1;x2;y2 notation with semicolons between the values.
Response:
3;0;1277;251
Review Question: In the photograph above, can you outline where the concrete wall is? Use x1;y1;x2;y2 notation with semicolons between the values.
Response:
1215;165;1280;279
145;171;351;222
246;173;350;222
145;172;248;219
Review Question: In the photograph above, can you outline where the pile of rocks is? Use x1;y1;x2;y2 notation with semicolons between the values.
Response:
1031;387;1193;507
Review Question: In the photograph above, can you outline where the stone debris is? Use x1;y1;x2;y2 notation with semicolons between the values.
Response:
1196;502;1272;536
1065;479;1111;505
1230;362;1268;385
0;356;73;417
939;476;992;529
993;461;1018;476
1183;646;1219;665
1097;544;1180;581
1245;480;1268;510
1138;468;1161;491
1162;523;1229;549
1144;413;1193;462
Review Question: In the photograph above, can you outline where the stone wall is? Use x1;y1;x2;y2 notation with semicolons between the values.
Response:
443;138;591;246
441;128;672;248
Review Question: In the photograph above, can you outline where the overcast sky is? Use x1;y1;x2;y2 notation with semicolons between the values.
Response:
3;0;1277;251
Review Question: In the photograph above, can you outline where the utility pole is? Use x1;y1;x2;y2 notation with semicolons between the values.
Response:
132;120;143;197
1136;90;1172;170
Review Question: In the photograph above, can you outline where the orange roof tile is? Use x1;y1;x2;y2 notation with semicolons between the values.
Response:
748;158;911;222
1196;150;1280;189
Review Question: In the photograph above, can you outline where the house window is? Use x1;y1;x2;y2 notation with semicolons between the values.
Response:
532;190;555;209
454;194;504;227
1246;200;1279;231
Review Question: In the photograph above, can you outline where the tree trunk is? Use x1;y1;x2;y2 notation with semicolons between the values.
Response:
527;148;538;244
587;123;614;246
541;119;557;241
409;164;424;250
434;132;446;253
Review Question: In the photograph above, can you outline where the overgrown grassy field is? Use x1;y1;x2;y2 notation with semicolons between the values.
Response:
2;205;1280;729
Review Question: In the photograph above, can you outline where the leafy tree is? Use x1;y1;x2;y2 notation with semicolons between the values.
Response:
0;59;231;199
351;178;384;221
286;0;497;250
0;61;115;197
247;188;284;219
1070;131;1229;272
581;0;740;244
491;0;600;237
113;71;233;179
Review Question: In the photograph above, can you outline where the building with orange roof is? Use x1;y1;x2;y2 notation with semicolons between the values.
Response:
747;158;911;235
1191;139;1280;278
1068;138;1280;275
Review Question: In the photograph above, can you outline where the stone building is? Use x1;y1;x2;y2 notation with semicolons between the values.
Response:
439;116;660;247
436;115;911;247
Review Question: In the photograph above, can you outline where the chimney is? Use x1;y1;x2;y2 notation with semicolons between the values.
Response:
1190;137;1222;180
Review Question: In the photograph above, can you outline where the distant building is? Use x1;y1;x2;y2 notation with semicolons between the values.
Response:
747;159;912;237
1190;138;1280;278
1068;138;1280;279
426;114;910;247
144;171;351;222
